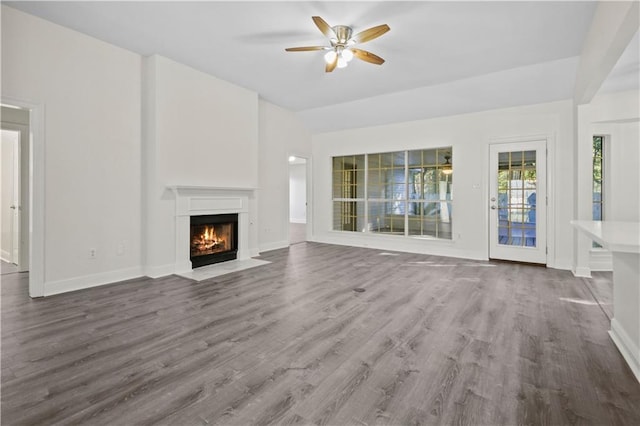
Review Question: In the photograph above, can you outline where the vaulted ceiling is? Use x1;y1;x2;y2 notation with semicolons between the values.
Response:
5;1;639;133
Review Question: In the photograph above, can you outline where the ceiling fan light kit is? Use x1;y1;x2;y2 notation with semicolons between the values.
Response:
285;16;390;73
442;155;453;175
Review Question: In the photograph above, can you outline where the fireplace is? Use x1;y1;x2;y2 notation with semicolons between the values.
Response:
168;186;255;275
190;214;238;268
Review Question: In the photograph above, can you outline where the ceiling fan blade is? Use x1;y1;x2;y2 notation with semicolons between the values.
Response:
312;16;335;39
325;56;338;73
350;24;390;44
351;48;385;65
285;46;328;52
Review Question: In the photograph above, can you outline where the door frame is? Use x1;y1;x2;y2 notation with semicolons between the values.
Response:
287;153;312;243
2;96;46;297
488;134;555;266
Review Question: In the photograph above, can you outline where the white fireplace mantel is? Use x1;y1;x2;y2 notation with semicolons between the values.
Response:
168;186;257;273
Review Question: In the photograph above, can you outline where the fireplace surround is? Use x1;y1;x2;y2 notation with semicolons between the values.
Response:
168;186;256;273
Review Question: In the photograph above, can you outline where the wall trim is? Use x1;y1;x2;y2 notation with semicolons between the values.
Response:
44;267;143;296
610;318;640;383
144;263;177;279
315;232;487;262
549;261;573;271
259;240;289;253
590;249;613;271
572;266;592;278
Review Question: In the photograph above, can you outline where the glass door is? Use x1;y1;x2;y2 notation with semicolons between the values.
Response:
489;140;547;264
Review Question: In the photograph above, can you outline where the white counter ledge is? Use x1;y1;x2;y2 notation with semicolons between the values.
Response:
572;220;640;383
571;220;640;253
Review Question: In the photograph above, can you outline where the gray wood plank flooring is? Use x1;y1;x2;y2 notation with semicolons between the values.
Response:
1;260;19;275
2;242;639;425
290;223;306;245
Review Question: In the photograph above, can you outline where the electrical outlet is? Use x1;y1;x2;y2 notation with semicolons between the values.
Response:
89;248;97;259
116;242;125;256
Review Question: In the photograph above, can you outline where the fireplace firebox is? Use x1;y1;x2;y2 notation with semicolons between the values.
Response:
190;214;238;268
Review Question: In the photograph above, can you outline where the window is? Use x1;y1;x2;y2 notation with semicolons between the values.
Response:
592;136;603;221
592;136;604;248
368;151;406;234
332;155;365;232
407;149;453;239
332;148;453;239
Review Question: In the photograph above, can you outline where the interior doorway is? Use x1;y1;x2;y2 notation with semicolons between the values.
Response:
1;129;20;265
289;155;307;245
1;106;30;275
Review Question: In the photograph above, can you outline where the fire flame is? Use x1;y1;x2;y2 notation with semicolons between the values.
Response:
192;225;226;255
202;226;217;243
198;225;220;247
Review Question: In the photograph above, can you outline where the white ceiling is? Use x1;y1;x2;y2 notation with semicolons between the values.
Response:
6;1;636;133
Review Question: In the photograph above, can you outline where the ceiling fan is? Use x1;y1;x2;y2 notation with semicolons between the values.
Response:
285;16;390;72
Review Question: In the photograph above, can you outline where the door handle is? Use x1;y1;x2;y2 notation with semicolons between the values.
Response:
9;205;16;210
491;205;497;210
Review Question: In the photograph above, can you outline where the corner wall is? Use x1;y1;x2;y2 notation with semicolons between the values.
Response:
258;100;312;252
142;55;259;276
2;6;266;293
575;90;640;274
2;6;143;294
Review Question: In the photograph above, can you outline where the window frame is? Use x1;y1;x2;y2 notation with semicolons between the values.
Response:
331;147;454;240
592;135;605;249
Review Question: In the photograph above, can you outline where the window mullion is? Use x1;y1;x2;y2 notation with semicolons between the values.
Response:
364;153;369;233
404;150;409;236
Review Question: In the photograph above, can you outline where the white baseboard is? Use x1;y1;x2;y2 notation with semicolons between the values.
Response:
590;250;613;271
548;261;572;271
259;240;289;253
44;266;143;296
144;263;176;279
313;233;486;262
610;318;640;383
572;266;591;278
290;219;307;224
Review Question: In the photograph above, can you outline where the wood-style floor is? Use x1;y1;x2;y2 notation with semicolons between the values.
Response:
1;260;19;275
290;223;307;245
2;242;639;425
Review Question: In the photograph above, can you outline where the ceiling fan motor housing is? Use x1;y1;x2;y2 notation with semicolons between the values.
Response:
331;25;353;45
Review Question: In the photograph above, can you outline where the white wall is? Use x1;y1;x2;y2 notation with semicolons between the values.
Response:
312;100;575;269
610;121;640;222
2;6;142;294
142;55;259;276
289;163;307;224
258;100;311;252
1;6;309;294
594;120;640;223
575;90;640;274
